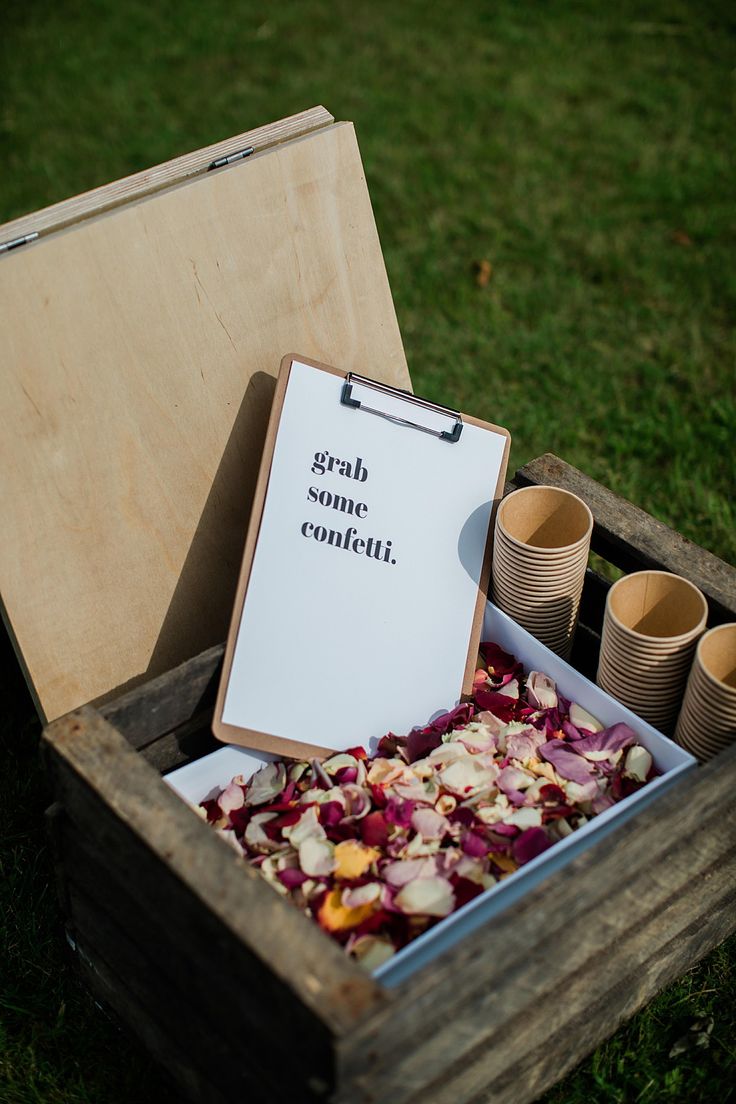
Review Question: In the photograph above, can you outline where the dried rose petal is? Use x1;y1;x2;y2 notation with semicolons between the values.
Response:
526;671;558;710
479;641;519;677
383;857;437;887
218;781;245;815
245;762;287;806
283;805;326;846
394;876;455;917
299;837;336;877
318;888;378;933
624;745;653;782
512;827;553;865
411;807;450;841
348;934;396;969
572;723;637;760
439;757;497;797
539;740;597;784
569;702;603;732
333;840;380;879
342;883;381;909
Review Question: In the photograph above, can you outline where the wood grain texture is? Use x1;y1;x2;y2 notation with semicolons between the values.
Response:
42;706;387;1037
71;940;226;1104
514;454;736;621
66;876;329;1102
0;107;334;243
336;743;736;1104
2;119;410;723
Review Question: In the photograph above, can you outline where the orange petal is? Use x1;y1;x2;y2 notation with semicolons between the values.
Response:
334;840;380;880
317;887;377;933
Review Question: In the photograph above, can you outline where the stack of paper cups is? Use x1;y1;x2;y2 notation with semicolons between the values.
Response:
596;570;707;735
675;623;736;760
492;485;593;659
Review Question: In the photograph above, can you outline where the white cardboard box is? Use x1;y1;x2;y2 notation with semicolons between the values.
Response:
165;601;696;985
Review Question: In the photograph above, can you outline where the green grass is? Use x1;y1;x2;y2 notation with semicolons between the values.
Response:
1;0;735;1101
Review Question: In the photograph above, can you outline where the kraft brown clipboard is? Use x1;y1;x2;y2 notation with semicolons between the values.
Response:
213;353;511;759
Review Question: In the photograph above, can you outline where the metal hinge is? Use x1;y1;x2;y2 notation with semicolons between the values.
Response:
207;146;255;171
0;231;39;254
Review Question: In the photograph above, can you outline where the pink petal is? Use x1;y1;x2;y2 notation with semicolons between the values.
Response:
526;671;558;710
218;781;245;815
383;857;438;887
411;807;450;841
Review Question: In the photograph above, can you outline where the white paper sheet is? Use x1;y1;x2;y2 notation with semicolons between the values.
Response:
222;360;508;750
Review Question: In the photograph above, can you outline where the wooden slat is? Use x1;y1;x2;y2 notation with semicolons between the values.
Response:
41;707;387;1037
100;643;223;750
418;883;736;1104
66;877;321;1102
336;744;736;1103
514;454;736;622
2;118;410;723
71;938;225;1104
0;107;334;242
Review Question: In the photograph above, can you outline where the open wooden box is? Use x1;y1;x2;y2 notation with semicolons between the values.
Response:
41;457;736;1104
3;110;735;1103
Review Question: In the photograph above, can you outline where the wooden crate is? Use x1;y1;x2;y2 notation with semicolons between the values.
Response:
42;454;736;1104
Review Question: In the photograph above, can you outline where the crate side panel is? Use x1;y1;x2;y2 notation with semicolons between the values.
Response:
42;708;387;1035
335;745;736;1101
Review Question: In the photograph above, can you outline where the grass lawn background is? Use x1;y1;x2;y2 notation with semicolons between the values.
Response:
1;1;734;1101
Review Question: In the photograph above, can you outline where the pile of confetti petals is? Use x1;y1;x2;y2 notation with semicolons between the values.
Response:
200;642;656;970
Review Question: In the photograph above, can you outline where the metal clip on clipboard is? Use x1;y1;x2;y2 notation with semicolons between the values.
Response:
340;373;463;442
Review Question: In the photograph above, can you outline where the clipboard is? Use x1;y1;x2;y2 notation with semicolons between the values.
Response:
213;354;511;759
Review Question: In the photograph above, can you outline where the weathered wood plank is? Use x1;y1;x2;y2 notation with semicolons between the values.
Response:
514;454;736;622
57;811;334;1088
418;880;736;1104
337;744;736;1102
99;644;223;751
71;936;227;1104
42;707;386;1038
67;879;320;1102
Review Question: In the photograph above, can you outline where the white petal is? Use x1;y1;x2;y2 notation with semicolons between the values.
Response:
395;876;455;917
625;745;653;782
298;837;335;877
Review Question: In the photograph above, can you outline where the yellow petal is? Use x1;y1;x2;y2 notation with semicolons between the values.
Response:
333;840;380;880
317;888;377;933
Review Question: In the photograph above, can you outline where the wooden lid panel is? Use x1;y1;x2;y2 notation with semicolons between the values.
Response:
0;120;409;721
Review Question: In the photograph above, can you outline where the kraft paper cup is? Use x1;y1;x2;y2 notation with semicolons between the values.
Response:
496;485;593;554
674;623;736;760
492;485;593;658
596;571;707;734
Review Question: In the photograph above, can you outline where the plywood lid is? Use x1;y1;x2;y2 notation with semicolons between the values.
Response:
0;108;410;722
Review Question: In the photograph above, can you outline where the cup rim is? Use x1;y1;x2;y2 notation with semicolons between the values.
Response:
693;623;736;693
605;570;708;643
496;485;594;555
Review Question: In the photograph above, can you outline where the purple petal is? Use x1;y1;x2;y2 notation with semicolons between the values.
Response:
512;827;553;865
461;831;488;858
506;727;547;761
385;797;416;828
539;739;597;784
573;723;638;759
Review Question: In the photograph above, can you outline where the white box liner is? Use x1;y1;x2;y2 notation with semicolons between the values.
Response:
165;601;696;986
